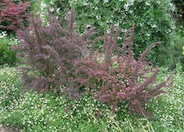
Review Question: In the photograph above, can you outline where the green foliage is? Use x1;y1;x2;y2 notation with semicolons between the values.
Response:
165;34;184;70
0;32;18;66
0;67;183;131
43;0;176;66
147;71;184;132
173;0;184;19
0;67;22;108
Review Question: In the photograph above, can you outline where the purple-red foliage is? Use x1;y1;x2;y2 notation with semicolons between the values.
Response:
75;25;173;117
0;0;30;32
13;10;97;100
14;10;173;117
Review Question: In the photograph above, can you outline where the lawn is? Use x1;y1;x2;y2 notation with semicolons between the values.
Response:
0;66;183;132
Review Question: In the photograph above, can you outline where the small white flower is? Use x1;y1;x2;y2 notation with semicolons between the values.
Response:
151;24;157;28
50;8;54;12
56;8;60;14
49;1;53;5
128;0;135;6
103;0;109;3
124;4;129;11
171;25;176;29
41;2;47;8
156;1;160;4
129;10;133;14
94;7;98;10
139;23;144;27
0;31;7;38
145;2;150;6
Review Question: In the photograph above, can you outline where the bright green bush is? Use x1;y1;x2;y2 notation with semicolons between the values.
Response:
42;0;176;66
0;32;18;66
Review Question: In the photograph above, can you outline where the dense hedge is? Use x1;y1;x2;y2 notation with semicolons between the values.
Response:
41;0;176;66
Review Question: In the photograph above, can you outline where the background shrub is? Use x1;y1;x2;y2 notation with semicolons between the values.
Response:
165;34;184;71
173;0;184;20
170;0;184;71
0;32;18;66
42;0;176;67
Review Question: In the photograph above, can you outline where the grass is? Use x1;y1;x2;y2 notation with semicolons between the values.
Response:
0;66;183;132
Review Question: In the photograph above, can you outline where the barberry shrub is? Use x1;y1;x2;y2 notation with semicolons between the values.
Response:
75;25;173;117
0;0;30;34
13;10;97;100
14;10;173;117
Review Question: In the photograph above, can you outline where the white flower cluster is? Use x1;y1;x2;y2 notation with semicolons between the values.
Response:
0;31;7;38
